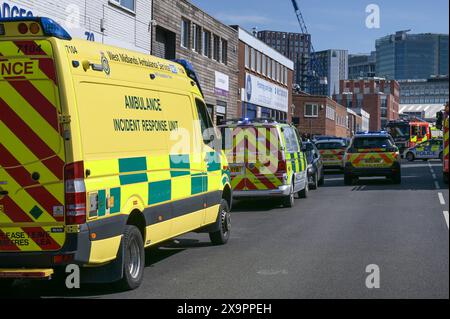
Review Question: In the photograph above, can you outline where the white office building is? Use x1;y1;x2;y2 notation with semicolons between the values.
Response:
1;0;152;53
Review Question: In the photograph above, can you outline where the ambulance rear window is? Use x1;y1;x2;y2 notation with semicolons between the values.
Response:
316;142;344;150
353;137;394;149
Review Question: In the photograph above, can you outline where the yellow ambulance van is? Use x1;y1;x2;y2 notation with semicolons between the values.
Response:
0;17;232;290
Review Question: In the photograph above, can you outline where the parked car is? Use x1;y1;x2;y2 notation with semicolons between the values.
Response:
314;139;347;170
304;141;324;189
404;139;444;161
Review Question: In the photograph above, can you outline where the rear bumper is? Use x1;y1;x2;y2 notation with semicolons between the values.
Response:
0;225;91;268
233;185;291;198
323;163;344;169
345;163;401;177
0;268;54;279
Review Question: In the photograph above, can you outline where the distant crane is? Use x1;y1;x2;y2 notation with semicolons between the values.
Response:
290;0;328;92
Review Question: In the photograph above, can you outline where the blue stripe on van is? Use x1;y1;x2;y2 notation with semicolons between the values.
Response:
119;157;147;173
119;173;148;185
110;188;121;214
98;190;106;217
206;152;221;172
148;180;172;205
170;154;190;177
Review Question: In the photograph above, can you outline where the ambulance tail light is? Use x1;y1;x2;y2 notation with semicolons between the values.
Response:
277;151;287;174
64;161;86;225
0;17;72;40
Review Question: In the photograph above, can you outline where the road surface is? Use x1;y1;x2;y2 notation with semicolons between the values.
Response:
2;160;448;299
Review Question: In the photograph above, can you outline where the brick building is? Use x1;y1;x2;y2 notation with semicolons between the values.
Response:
333;78;400;130
233;26;294;122
293;93;350;138
151;0;239;124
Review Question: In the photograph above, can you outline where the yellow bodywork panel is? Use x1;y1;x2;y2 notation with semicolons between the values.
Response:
89;235;122;264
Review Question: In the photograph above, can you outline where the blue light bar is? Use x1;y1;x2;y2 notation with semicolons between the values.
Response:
173;59;204;97
356;131;389;135
0;17;72;40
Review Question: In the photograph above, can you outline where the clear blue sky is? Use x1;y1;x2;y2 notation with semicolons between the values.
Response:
190;0;449;54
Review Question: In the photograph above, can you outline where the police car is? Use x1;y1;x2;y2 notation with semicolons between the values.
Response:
404;139;444;162
344;131;401;185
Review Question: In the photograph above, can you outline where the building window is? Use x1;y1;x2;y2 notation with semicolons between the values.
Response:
110;0;135;12
277;63;281;82
272;60;276;80
221;39;228;65
181;19;190;48
262;55;266;76
284;67;288;85
213;35;220;62
202;30;211;57
326;105;335;120
305;104;319;117
251;48;256;71
256;51;261;74
245;45;250;68
193;24;201;53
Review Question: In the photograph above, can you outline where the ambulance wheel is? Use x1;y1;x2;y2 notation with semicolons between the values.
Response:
310;172;319;190
344;173;353;185
444;173;449;184
209;200;231;245
392;172;402;184
119;225;145;291
281;182;295;207
406;152;415;162
318;170;325;186
0;279;14;290
298;179;309;198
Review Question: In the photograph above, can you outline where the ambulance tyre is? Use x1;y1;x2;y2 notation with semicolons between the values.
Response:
344;173;353;185
310;172;319;190
209;200;231;245
119;225;145;291
0;279;13;290
444;173;449;184
282;182;295;207
406;152;415;162
318;171;325;186
298;178;309;199
392;171;402;184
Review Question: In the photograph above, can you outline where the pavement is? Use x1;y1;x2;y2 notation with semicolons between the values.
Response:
2;160;448;299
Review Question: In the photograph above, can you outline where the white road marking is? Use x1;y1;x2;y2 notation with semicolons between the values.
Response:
434;181;440;190
432;174;437;179
438;192;446;205
402;163;442;168
257;269;288;276
443;211;449;229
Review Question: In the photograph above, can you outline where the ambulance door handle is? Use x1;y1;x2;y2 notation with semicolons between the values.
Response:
0;191;8;196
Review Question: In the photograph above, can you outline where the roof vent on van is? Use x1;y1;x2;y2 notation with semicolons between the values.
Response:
173;59;204;97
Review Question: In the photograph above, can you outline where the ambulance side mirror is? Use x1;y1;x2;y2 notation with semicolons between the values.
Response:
300;144;307;152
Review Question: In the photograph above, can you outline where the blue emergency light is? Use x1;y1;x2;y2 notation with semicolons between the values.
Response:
173;59;204;97
0;17;72;40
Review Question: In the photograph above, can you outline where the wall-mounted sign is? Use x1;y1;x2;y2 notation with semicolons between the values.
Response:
0;1;33;18
245;73;289;113
215;71;229;97
0;1;149;53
